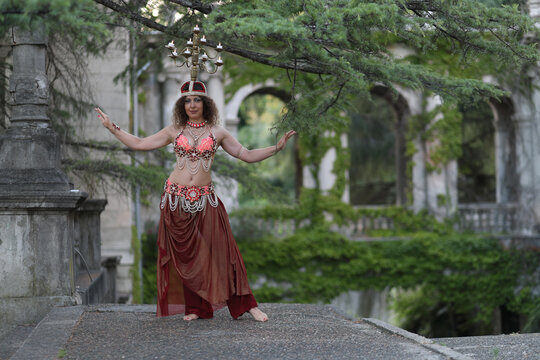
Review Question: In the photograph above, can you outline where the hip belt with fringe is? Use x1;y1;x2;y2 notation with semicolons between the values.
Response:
160;179;219;214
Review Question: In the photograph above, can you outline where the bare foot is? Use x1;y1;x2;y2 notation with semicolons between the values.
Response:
248;307;268;322
183;314;199;321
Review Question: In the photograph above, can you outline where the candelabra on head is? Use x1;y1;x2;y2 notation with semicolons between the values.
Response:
165;24;224;81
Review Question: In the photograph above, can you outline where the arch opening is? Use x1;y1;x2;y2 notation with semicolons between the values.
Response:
347;87;409;206
458;101;496;203
458;97;518;204
236;93;298;206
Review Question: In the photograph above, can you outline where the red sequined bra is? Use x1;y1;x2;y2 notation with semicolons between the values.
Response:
174;131;217;160
173;129;217;174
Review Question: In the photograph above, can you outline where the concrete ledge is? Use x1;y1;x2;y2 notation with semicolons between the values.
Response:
0;190;86;210
11;306;84;360
92;304;156;313
363;317;474;360
0;296;75;337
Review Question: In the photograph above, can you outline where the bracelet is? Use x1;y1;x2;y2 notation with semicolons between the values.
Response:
237;146;246;159
111;123;120;131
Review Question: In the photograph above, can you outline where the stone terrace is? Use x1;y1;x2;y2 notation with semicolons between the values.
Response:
5;303;537;360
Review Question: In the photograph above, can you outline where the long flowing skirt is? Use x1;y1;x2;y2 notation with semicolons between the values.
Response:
156;195;253;316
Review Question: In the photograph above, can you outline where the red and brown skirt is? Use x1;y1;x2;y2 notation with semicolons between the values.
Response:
156;181;257;318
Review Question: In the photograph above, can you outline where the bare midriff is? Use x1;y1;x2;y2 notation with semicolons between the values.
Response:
167;168;212;187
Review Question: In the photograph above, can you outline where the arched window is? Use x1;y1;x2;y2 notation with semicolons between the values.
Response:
458;101;496;203
237;94;297;206
347;88;409;206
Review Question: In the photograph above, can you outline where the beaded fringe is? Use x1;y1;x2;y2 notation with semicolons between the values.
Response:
160;192;219;214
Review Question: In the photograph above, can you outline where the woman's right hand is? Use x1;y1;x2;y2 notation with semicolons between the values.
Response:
95;107;112;130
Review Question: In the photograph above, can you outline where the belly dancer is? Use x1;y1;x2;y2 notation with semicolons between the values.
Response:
95;80;295;321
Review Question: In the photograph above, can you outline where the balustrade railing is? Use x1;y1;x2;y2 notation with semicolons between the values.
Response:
457;202;534;234
231;203;536;239
350;205;395;237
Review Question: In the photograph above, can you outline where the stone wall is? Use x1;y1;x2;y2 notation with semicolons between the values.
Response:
71;30;134;302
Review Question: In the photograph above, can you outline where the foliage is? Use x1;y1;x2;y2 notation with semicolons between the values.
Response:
425;101;464;171
0;0;109;42
2;0;537;194
91;0;540;134
57;348;66;359
235;219;539;337
228;187;539;336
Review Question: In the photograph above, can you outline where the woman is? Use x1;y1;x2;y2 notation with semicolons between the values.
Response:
95;80;296;322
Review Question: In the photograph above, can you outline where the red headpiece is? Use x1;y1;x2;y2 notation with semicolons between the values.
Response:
180;80;207;97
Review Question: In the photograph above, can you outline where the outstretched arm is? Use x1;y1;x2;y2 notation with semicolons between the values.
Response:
95;107;172;151
219;127;296;163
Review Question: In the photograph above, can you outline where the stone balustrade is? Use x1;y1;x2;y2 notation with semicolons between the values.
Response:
231;202;537;240
457;202;535;234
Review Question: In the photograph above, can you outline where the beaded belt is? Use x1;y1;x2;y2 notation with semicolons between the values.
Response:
160;179;218;214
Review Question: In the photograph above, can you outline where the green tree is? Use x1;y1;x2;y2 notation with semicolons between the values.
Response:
2;0;539;193
92;0;538;133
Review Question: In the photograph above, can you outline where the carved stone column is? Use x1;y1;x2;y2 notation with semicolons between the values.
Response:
0;26;85;334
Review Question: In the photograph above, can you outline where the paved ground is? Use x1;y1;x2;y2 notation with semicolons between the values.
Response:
4;304;472;360
0;325;34;360
434;333;540;360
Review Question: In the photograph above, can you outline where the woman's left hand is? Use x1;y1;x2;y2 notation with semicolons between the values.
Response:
276;130;297;152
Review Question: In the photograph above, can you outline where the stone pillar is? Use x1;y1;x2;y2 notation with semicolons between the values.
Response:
412;136;429;212
420;96;458;219
0;26;85;334
490;100;518;204
512;86;540;231
395;89;427;213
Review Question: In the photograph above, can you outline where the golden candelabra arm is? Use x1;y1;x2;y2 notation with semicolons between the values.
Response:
165;25;224;81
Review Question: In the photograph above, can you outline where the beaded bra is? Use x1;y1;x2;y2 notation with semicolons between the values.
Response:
173;128;217;174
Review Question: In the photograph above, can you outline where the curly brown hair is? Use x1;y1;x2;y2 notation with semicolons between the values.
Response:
173;96;219;127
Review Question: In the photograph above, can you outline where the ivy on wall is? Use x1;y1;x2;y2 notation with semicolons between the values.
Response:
297;109;350;202
229;178;539;336
233;214;539;337
408;100;464;174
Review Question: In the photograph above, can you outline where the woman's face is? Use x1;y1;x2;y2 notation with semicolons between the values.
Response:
184;96;203;121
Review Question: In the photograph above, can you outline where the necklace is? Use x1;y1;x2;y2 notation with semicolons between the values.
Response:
186;126;207;146
187;121;205;128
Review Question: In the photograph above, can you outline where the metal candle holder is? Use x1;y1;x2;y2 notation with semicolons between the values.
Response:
165;24;223;81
